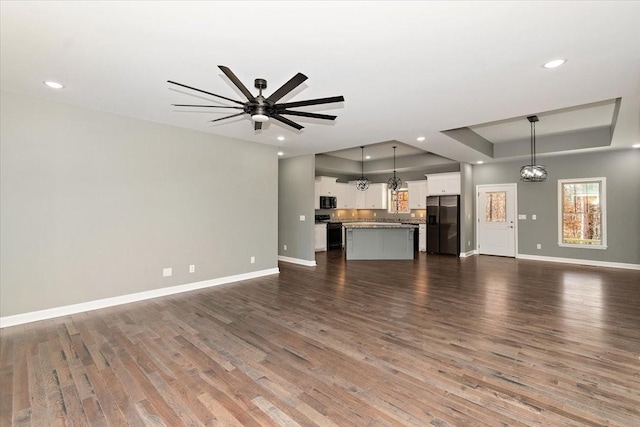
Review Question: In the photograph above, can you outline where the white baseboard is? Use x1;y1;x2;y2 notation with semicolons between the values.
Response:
0;268;280;329
459;250;477;258
278;255;317;267
516;254;640;270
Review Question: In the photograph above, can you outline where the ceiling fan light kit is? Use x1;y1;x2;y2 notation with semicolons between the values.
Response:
520;115;547;182
168;65;344;131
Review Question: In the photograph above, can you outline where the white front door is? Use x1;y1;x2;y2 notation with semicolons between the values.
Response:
477;184;517;257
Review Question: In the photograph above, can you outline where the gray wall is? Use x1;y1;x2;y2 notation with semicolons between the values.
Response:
279;155;316;262
474;149;640;264
1;91;278;317
459;163;475;253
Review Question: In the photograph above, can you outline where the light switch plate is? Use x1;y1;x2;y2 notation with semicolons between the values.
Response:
518;214;527;220
532;214;537;220
163;268;172;277
299;215;305;221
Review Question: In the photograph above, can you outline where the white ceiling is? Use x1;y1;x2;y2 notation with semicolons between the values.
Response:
2;1;639;164
322;141;427;162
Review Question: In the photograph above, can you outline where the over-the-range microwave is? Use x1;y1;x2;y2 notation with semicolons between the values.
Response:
320;196;337;209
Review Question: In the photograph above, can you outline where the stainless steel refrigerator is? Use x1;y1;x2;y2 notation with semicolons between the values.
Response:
426;195;460;255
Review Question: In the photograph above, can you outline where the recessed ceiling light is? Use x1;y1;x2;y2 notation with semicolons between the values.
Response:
365;155;371;160
277;151;284;156
632;143;640;149
43;81;64;89
477;160;484;164
277;136;285;141
416;136;426;142
542;59;566;69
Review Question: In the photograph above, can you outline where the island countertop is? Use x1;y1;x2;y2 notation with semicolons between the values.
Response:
342;222;418;229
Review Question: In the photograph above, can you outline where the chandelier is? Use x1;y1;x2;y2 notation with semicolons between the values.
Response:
520;115;547;182
355;146;370;191
387;146;402;191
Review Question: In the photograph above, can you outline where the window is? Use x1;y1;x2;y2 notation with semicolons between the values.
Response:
388;189;410;213
485;192;506;222
558;177;607;249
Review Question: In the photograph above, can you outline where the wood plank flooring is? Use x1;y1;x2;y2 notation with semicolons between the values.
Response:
1;251;639;426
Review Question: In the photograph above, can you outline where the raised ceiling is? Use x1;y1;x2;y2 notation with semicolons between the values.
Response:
1;2;638;164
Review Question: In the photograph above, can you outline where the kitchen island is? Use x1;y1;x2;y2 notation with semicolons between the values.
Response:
343;222;418;260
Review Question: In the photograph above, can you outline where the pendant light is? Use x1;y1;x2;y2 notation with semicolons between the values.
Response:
520;115;547;182
355;146;370;191
387;146;402;191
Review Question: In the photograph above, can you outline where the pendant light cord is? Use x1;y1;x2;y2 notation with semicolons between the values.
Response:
531;120;536;165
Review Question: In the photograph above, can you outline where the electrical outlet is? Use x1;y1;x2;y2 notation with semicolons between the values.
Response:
284;244;287;251
162;268;172;277
536;244;542;249
299;215;306;221
411;213;415;218
373;213;377;217
189;265;195;273
250;256;255;264
532;215;537;220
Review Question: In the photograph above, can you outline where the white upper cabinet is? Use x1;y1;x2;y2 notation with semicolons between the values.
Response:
349;181;367;209
426;172;461;195
315;176;338;196
365;183;388;209
335;182;355;209
407;180;428;209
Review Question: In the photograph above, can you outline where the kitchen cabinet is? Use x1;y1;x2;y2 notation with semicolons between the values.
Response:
349;181;367;209
426;172;460;195
419;223;427;251
335;182;355;209
365;183;388;209
315;223;327;251
407;180;428;209
315;176;338;196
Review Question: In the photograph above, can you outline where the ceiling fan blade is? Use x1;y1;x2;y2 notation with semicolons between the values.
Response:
218;65;256;102
172;104;243;109
271;114;304;130
276;95;345;109
266;73;308;104
254;121;263;131
208;112;245;123
167;80;245;105
277;109;337;120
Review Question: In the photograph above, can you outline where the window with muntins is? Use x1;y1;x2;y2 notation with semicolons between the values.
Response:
389;189;410;213
558;177;607;249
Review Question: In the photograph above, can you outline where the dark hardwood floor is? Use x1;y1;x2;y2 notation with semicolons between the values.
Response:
1;251;639;426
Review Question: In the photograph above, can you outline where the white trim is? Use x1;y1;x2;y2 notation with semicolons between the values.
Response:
558;243;608;250
0;268;280;328
516;254;640;270
278;256;317;267
459;250;477;258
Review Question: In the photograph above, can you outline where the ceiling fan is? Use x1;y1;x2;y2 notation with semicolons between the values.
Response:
168;65;345;131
